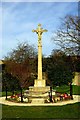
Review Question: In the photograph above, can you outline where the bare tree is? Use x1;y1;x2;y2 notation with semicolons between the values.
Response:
52;15;80;55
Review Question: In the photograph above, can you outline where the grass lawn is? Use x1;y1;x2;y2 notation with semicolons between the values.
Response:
2;102;80;119
1;90;22;97
54;85;80;95
1;91;12;97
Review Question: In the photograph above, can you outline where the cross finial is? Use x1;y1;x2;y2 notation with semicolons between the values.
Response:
32;24;48;38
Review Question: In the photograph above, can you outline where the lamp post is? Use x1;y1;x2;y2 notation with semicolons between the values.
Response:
70;82;73;100
50;81;53;102
69;82;73;100
50;86;53;102
5;86;7;100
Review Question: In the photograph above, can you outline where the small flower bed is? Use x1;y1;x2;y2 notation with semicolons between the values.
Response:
7;94;20;103
7;94;29;103
45;92;72;103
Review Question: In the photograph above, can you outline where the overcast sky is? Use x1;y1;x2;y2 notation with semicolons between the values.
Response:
0;1;78;59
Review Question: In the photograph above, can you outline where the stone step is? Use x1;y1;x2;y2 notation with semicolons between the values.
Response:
31;98;45;104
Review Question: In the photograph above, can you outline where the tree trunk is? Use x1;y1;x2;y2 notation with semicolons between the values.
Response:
12;91;14;95
11;86;15;97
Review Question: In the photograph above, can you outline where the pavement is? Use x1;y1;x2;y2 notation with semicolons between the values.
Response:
0;95;80;106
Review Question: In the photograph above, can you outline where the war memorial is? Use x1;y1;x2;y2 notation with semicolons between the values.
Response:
27;24;50;104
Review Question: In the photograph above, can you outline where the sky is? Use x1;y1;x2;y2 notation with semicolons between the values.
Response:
0;1;78;59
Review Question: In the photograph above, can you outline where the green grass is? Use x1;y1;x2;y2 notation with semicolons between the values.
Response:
2;102;80;119
54;85;70;93
1;90;22;97
73;85;80;95
1;92;12;97
54;85;80;95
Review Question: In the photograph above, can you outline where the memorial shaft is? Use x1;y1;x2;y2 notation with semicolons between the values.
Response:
32;24;47;80
38;36;42;80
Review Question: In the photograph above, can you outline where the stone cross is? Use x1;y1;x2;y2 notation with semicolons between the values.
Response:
32;24;47;80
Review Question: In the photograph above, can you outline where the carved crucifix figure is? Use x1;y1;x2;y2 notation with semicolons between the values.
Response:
32;24;47;80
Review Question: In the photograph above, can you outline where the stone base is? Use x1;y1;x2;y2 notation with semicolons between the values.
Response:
28;79;50;104
34;79;46;87
29;86;50;93
28;86;50;104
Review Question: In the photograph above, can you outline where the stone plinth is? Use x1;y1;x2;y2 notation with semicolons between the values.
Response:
28;85;50;104
34;79;46;87
29;86;50;93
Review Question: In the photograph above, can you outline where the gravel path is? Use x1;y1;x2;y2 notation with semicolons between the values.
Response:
0;95;80;106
